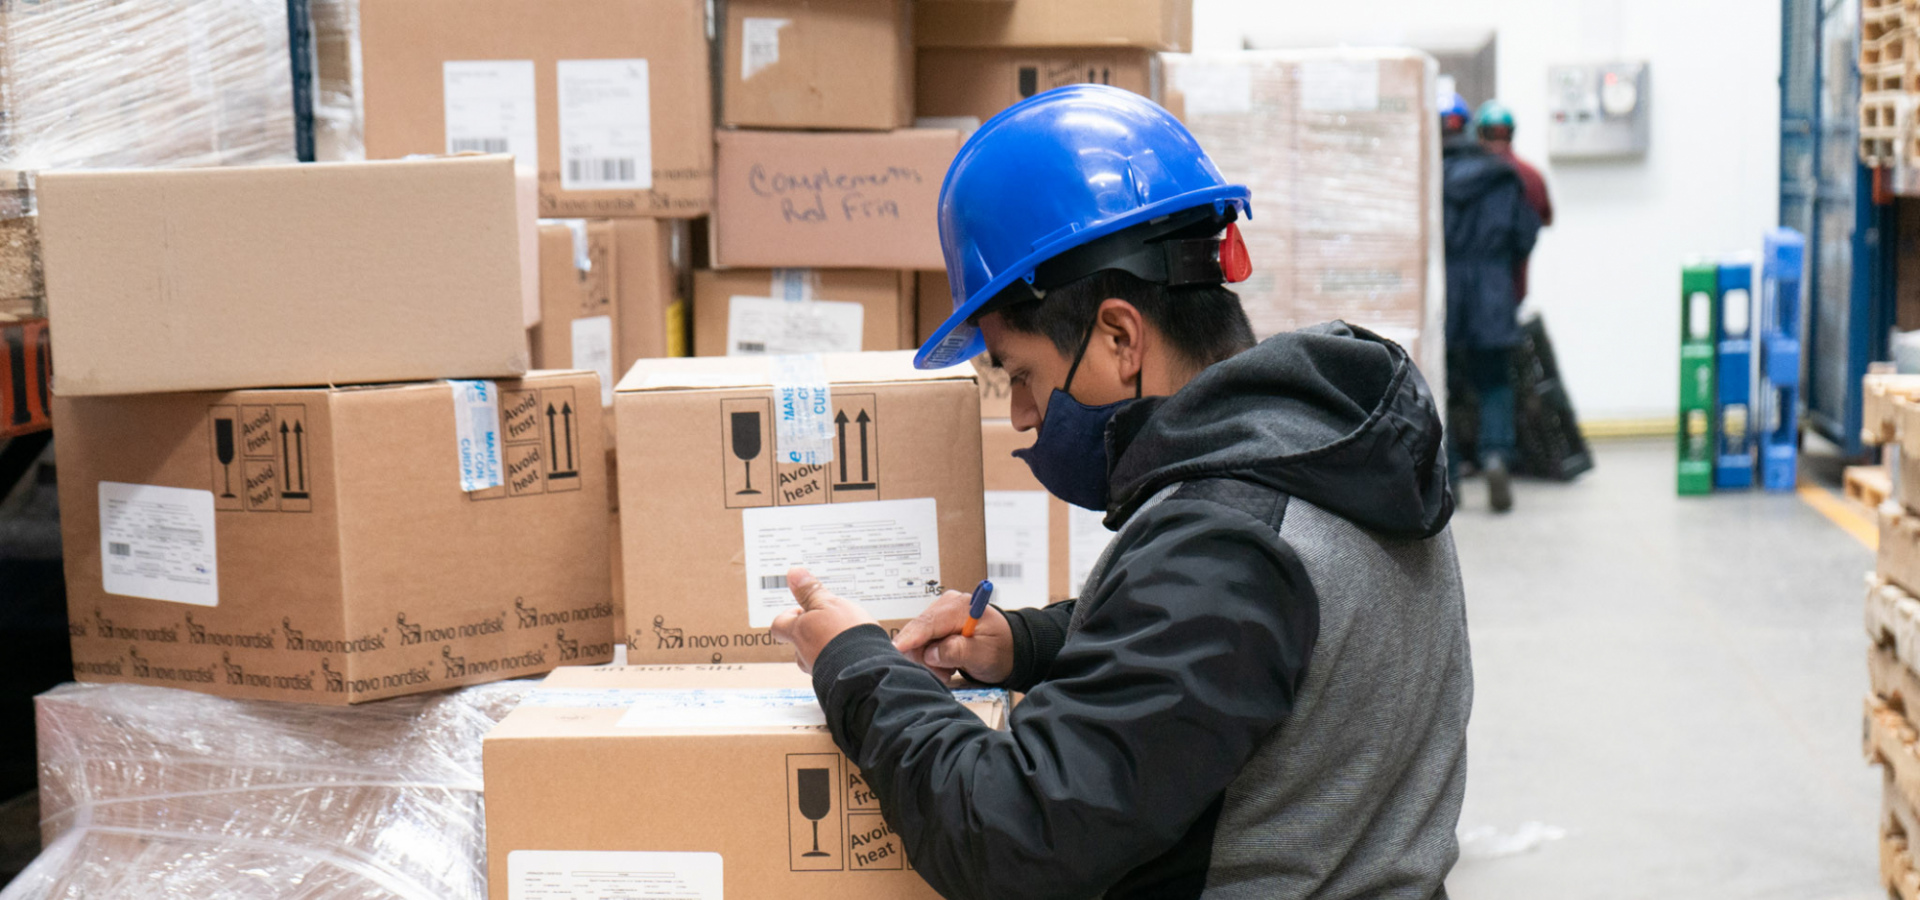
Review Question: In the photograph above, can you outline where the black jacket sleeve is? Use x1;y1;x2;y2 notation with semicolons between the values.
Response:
810;496;1318;900
992;600;1074;692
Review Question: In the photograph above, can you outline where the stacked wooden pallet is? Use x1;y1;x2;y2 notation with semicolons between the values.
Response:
1863;0;1920;166
1865;372;1920;893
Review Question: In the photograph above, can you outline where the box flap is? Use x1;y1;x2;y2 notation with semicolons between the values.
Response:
616;350;969;393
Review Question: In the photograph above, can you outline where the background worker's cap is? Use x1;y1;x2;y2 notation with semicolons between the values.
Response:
1474;99;1517;132
1441;92;1472;126
915;84;1252;370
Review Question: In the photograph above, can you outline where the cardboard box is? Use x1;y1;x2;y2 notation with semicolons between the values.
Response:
980;420;1113;606
694;269;914;357
37;156;528;397
360;0;713;218
914;0;1191;51
532;221;620;407
56;371;615;704
916;47;1159;124
723;0;912;130
0;316;50;439
712;129;961;270
615;352;985;662
612;218;690;366
484;663;1009;900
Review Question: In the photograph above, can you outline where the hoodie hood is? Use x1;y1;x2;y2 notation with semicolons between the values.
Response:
1443;147;1519;206
1104;322;1453;538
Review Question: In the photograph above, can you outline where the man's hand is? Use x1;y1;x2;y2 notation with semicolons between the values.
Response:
770;567;880;674
893;590;1014;685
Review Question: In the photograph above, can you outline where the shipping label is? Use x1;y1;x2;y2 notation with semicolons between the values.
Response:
769;353;834;467
740;497;941;627
742;17;790;79
556;59;653;191
98;482;219;608
450;380;504;492
983;490;1050;610
570;315;616;406
508;850;721;900
443;60;539;167
726;296;864;356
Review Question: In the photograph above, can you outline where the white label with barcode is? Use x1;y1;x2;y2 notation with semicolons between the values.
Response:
450;380;504;492
727;296;864;356
557;59;652;191
509;850;721;900
741;17;789;79
740;498;941;628
98;482;218;607
443;60;538;169
984;490;1050;610
570;315;616;406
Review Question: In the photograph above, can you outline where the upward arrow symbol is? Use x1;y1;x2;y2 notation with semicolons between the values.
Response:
292;421;306;492
546;403;559;467
855;410;871;482
834;410;850;481
561;403;575;470
279;421;292;490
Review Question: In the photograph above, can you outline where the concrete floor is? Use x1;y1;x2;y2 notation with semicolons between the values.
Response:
1443;438;1881;900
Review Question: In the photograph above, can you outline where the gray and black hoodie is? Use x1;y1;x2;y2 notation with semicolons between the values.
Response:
810;322;1474;899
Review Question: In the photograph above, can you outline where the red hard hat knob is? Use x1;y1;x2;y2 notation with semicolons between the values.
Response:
1220;223;1253;284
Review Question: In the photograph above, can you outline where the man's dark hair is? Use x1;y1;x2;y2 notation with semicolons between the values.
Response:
985;269;1256;370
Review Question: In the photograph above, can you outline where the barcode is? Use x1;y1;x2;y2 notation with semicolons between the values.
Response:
988;563;1023;579
568;156;638;185
759;575;788;590
450;137;509;154
736;341;767;354
109;542;131;557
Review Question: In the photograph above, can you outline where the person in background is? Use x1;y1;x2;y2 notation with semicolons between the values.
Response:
1475;100;1553;303
1442;96;1541;512
1440;92;1474;150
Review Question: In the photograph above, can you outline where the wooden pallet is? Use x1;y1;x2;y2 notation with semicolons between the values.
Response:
1868;29;1915;68
1851;465;1895;509
1868;61;1920;94
1885;802;1920;900
1866;375;1920;445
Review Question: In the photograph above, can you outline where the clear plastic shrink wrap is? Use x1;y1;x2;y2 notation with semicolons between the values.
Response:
2;681;531;900
310;0;366;161
0;0;296;171
1165;49;1446;379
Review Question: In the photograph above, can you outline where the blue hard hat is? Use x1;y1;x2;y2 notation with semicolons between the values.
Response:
1441;93;1471;122
914;84;1252;370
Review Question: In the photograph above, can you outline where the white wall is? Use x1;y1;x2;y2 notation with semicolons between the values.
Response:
1194;0;1783;423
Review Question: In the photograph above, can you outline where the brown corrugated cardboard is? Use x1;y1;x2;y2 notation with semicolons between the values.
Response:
37;156;528;397
611;218;690;366
56;372;614;704
712;129;961;269
916;47;1158;123
484;663;1008;900
531;222;620;407
723;0;913;130
914;0;1191;51
615;352;985;662
694;269;914;357
360;0;713;218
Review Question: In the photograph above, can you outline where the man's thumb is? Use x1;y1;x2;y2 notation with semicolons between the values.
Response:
924;636;970;670
787;567;826;609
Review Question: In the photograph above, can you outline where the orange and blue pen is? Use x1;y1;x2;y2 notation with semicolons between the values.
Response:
960;579;995;638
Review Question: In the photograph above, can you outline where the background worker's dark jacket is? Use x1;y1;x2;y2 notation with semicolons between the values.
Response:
1444;139;1542;350
809;323;1474;900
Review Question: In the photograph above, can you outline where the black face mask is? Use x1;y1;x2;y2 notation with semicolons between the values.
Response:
1011;323;1141;512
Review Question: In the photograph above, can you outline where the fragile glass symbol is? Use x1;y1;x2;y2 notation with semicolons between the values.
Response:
796;767;831;857
213;418;237;498
732;411;763;495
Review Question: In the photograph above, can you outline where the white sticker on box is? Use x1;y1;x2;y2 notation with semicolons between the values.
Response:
741;498;941;627
984;490;1050;610
614;688;827;729
450;380;504;492
1068;505;1114;596
443;60;539;168
741;17;790;80
571;315;616;406
727;297;865;356
769;354;834;466
1174;63;1253;115
1300;59;1381;112
98;482;219;607
508;850;721;900
557;59;653;191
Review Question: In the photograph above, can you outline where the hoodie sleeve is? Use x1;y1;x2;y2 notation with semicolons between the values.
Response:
810;494;1318;900
993;601;1075;692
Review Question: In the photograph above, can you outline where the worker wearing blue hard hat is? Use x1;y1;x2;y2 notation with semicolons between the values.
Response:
772;85;1471;899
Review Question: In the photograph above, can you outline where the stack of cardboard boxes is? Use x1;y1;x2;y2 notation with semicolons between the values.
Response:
1865;380;1920;890
47;155;616;704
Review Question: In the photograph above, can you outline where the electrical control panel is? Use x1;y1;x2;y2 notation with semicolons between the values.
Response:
1547;62;1650;160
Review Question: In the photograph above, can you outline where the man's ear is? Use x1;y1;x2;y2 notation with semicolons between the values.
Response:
1095;298;1146;385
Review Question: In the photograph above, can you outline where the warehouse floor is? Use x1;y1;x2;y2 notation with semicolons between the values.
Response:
1443;438;1880;900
